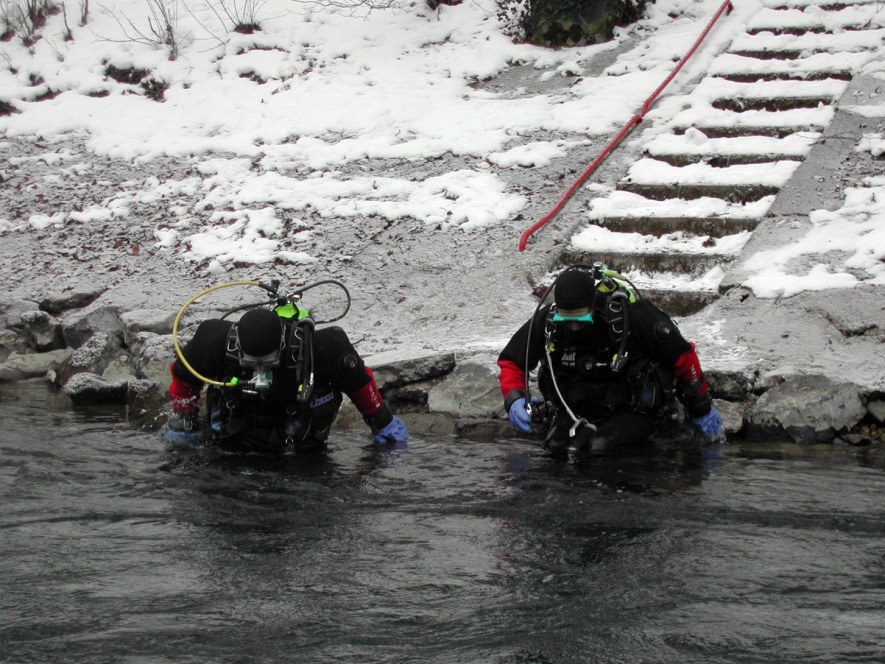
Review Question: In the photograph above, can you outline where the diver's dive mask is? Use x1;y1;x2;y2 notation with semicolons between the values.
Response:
551;308;594;331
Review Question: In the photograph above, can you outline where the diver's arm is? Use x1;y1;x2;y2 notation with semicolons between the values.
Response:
168;319;232;414
671;343;713;418
631;301;712;417
314;326;395;430
168;370;201;414
497;307;549;408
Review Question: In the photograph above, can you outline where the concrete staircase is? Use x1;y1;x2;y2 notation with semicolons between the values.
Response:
563;0;883;314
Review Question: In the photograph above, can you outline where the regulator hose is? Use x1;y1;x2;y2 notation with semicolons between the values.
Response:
172;280;265;388
172;278;351;388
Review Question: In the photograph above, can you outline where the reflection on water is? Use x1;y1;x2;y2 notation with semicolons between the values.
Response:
1;382;884;662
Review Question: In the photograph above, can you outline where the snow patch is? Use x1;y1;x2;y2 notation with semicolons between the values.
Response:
488;141;567;168
743;179;885;298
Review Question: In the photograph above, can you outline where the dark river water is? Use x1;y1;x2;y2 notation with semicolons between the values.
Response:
1;381;883;663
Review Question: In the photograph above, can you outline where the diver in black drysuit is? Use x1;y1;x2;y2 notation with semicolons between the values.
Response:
497;268;722;456
164;308;408;454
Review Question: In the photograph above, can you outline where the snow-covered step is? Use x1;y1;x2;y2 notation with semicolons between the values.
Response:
618;181;780;202
697;76;848;111
673;104;835;138
696;76;849;101
538;267;724;316
588;191;774;236
710;52;874;81
588;190;775;220
712;96;835;112
562;248;736;276
646;131;820;166
557;0;878;315
617;159;801;202
628;269;727;315
747;6;885;35
730;27;885;58
563;226;752;275
598;215;760;238
639;289;720;316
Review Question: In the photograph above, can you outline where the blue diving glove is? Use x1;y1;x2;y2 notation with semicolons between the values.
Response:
374;416;409;444
161;412;200;445
508;397;533;433
692;406;724;440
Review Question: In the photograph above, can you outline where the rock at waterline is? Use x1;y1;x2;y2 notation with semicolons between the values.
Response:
747;376;866;444
368;349;457;390
427;359;502;419
0;348;72;382
714;398;745;437
63;372;128;405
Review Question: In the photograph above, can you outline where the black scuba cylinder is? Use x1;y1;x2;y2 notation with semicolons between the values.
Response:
288;317;315;403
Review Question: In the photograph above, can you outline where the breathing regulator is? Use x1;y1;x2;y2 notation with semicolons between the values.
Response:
524;262;641;438
172;278;351;398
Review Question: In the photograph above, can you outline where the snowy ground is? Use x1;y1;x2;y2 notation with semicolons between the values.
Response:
1;0;883;388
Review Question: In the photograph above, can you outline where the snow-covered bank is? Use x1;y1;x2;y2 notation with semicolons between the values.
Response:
1;0;883;443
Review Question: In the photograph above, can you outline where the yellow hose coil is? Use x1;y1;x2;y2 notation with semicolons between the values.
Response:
171;280;262;387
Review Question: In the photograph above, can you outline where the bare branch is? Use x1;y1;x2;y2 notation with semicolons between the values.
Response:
98;0;184;61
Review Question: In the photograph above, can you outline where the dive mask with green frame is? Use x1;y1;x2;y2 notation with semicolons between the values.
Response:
551;310;594;325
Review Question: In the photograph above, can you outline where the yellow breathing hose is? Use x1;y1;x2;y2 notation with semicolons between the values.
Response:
172;280;262;387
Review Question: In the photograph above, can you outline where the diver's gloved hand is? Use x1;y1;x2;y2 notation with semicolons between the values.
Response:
374;416;409;445
508;397;533;433
162;412;200;444
692;406;724;440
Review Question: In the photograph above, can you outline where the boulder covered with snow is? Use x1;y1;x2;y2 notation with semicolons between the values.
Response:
63;372;128;405
18;310;64;351
61;305;124;349
747;376;867;444
130;332;176;388
101;356;139;383
706;369;758;402
868;400;885;424
0;297;40;329
714;398;745;437
120;309;177;347
55;332;121;385
38;286;107;315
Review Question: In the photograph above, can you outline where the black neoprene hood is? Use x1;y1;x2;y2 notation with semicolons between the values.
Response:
237;309;283;356
553;270;597;310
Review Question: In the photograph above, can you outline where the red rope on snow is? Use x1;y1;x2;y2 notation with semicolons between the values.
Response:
517;0;734;252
